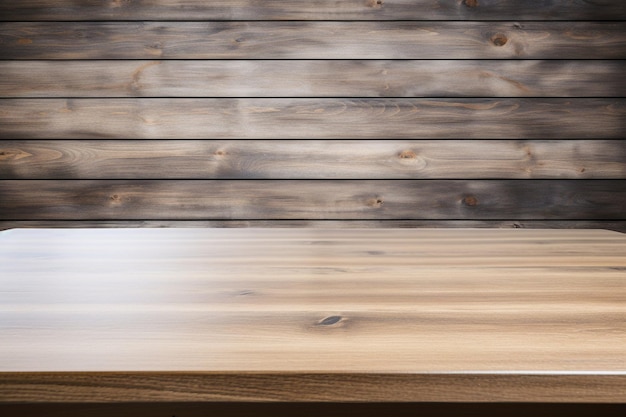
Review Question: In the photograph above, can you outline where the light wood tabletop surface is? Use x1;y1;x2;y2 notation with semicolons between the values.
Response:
0;228;625;402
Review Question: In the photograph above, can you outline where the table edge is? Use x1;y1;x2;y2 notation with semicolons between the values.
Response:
1;372;625;403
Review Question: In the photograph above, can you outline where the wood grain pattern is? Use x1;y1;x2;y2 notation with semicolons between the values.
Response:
0;180;624;220
1;373;626;403
2;140;625;179
1;0;625;405
3;220;626;233
1;0;624;21
1;99;624;139
0;228;625;402
2;22;625;60
3;60;623;98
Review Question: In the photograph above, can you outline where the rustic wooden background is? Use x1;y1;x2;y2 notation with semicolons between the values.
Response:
0;0;625;231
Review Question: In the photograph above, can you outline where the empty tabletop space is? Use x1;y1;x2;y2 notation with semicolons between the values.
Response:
0;228;625;402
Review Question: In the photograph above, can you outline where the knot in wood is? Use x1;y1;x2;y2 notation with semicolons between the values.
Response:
367;198;384;207
463;195;479;207
463;0;478;7
366;0;384;8
399;150;417;159
491;33;508;46
318;316;343;326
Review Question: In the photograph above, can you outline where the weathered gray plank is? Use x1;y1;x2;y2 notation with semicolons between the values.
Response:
1;0;624;21
0;180;623;220
1;99;624;139
2;140;625;179
2;60;623;98
2;220;625;233
2;22;625;60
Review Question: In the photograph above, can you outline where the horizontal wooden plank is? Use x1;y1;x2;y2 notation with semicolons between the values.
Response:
1;0;625;21
1;99;624;139
0;228;625;402
2;22;625;59
0;180;623;220
2;220;626;233
1;373;626;403
2;60;623;98
2;140;625;179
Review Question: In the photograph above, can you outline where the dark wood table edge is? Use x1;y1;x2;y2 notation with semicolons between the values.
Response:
1;372;625;403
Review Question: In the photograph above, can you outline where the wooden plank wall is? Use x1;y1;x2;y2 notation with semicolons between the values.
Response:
0;1;625;231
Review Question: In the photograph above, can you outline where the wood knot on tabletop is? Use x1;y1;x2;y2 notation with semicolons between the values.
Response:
399;150;417;159
317;316;344;326
463;0;479;8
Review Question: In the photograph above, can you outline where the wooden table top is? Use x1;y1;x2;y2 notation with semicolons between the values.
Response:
1;228;625;403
